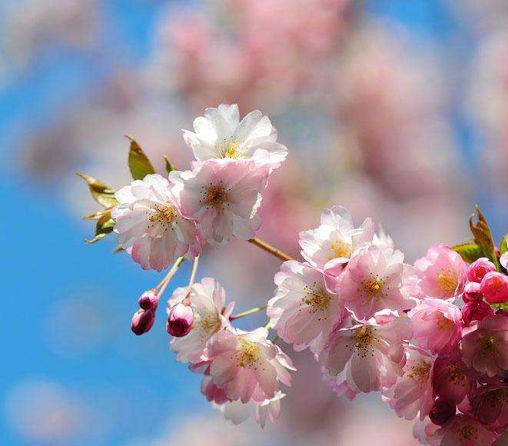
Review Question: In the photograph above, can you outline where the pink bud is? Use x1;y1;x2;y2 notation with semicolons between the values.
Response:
429;398;455;426
462;281;482;303
462;300;494;326
467;258;496;283
138;289;158;310
481;271;508;304
131;309;155;335
167;303;194;337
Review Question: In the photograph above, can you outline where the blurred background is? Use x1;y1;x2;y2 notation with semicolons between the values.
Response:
2;0;508;444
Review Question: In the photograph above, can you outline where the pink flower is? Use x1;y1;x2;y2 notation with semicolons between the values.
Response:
112;174;200;271
437;414;497;446
409;298;462;354
207;328;295;403
471;385;508;431
336;246;418;321
429;399;456;426
481;272;508;304
201;375;229;405
467;258;497;283
414;245;467;300
462;282;482;303
462;314;508;377
169;277;233;363
432;355;472;405
299;205;374;276
267;260;347;354
171;159;268;245
182;104;287;171
214;391;285;428
320;315;412;393
384;347;435;421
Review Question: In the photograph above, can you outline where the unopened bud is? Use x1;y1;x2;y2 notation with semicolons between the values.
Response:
463;281;482;303
481;272;508;304
131;309;155;335
167;303;194;337
462;300;494;326
138;289;158;310
429;399;455;426
467;258;496;283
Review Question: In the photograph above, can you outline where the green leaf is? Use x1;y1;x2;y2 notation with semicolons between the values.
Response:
469;206;500;269
451;243;484;263
127;136;155;180
86;211;115;244
163;155;175;174
500;234;508;255
492;302;508;312
77;172;118;208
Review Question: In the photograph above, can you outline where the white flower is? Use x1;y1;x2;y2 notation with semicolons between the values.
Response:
112;174;199;271
182;104;287;171
299;205;374;276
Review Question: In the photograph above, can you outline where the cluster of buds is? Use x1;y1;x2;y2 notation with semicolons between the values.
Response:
80;104;508;442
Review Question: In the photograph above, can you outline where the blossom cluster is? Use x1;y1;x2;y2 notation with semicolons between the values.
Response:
80;104;508;442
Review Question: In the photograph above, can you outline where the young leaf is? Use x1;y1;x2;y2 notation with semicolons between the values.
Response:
163;155;175;174
500;234;508;255
77;172;118;208
451;243;484;264
127;136;155;180
469;206;500;269
86;211;115;244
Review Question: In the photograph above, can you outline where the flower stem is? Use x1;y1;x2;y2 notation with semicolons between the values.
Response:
230;304;268;320
248;237;293;262
157;256;186;297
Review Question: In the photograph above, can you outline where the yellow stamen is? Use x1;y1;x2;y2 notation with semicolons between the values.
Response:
236;339;261;368
203;183;229;209
436;269;458;295
330;240;352;259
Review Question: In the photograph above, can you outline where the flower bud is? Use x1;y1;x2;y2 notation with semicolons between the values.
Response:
167;303;194;337
429;399;455;426
131;309;155;335
138;289;158;310
462;281;482;303
462;300;494;326
467;258;496;283
481;272;508;304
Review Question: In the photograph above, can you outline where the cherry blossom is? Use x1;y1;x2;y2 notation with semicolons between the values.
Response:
112;174;200;271
409;298;462;354
206;328;295;403
320;314;412;393
384;347;435;421
182;104;287;171
461;314;508;377
335;245;418;321
436;414;497;446
171;159;268;245
299;205;374;276
267;260;347;354
414;245;467;300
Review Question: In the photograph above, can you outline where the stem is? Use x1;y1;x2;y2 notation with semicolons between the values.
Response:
230;304;268;320
157;256;185;298
188;255;200;288
248;238;293;262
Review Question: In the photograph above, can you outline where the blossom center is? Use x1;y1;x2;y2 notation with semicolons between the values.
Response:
479;334;498;357
361;276;385;300
458;424;478;441
436;269;458;295
436;314;455;331
236;339;261;368
330;240;352;259
216;138;242;159
406;361;431;381
353;326;375;350
448;364;466;385
148;204;178;231
195;312;221;338
303;287;331;313
203;183;230;209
